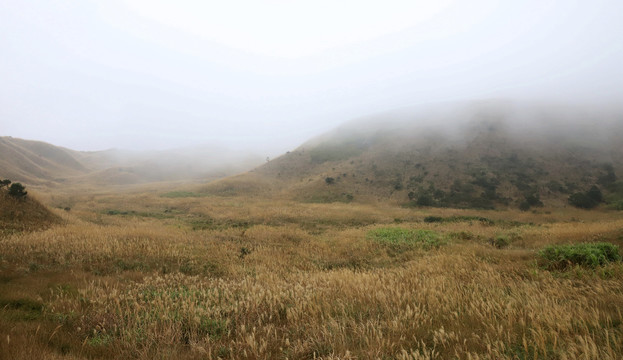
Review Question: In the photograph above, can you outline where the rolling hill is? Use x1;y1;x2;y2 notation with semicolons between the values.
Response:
0;137;263;187
0;137;88;186
206;100;623;209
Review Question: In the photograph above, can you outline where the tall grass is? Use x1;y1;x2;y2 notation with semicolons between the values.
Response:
1;191;623;359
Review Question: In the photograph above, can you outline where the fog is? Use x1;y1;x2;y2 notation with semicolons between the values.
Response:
1;1;622;157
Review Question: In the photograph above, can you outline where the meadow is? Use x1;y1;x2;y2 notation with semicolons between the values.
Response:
1;186;623;359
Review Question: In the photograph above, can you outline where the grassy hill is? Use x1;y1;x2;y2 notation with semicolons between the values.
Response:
0;137;262;187
0;190;62;233
210;101;623;210
0;137;88;185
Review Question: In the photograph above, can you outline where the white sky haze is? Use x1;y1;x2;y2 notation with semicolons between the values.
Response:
1;0;622;155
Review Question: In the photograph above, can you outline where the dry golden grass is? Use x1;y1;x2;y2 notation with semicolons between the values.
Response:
1;188;622;359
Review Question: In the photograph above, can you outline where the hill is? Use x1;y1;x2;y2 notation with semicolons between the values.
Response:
0;137;88;185
0;137;263;187
0;189;62;232
209;100;623;210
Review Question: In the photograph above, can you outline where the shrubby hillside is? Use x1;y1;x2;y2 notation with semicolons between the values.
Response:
238;100;623;209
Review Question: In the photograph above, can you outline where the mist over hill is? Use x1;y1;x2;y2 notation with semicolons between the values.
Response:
0;137;263;187
240;100;623;209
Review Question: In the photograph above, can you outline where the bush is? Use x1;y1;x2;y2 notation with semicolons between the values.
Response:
538;242;621;270
0;179;11;189
490;235;510;249
325;177;335;185
586;185;603;203
568;185;603;209
568;193;597;209
415;194;434;206
519;201;531;211
8;182;27;198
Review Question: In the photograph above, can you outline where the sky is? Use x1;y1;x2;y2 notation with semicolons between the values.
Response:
1;0;622;156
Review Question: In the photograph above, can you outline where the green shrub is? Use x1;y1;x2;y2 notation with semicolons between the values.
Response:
490;235;510;249
367;228;441;249
538;242;621;270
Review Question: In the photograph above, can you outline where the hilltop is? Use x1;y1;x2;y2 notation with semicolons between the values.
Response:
207;100;623;210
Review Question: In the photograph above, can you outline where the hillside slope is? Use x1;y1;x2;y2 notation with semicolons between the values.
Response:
0;137;262;187
0;137;88;185
0;191;62;232
219;101;623;209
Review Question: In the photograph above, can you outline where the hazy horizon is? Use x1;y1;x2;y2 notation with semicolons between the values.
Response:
2;1;622;156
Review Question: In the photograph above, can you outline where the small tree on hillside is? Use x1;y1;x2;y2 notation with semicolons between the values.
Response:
0;179;11;189
8;182;27;198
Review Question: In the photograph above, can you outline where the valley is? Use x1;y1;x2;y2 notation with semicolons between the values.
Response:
1;102;623;359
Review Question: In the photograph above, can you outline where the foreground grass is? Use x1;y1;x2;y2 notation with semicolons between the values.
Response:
1;191;623;359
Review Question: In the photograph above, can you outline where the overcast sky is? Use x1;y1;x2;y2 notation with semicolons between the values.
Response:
1;0;622;155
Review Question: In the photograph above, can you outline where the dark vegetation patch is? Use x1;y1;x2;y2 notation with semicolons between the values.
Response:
568;185;604;209
0;298;45;321
104;209;175;219
160;191;206;198
407;180;498;210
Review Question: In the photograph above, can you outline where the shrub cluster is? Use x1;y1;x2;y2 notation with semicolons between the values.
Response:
538;242;621;270
568;185;603;209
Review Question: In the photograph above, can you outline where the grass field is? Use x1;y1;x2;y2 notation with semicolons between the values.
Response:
1;186;623;359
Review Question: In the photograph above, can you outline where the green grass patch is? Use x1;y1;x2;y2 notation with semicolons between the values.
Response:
424;215;494;225
367;227;442;249
538;242;621;270
160;191;206;198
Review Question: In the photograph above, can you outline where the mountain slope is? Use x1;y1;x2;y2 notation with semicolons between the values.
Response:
214;101;623;209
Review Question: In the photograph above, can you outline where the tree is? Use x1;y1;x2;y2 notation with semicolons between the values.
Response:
568;192;597;209
8;182;27;198
568;185;603;209
586;185;603;203
325;177;335;185
0;179;11;189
